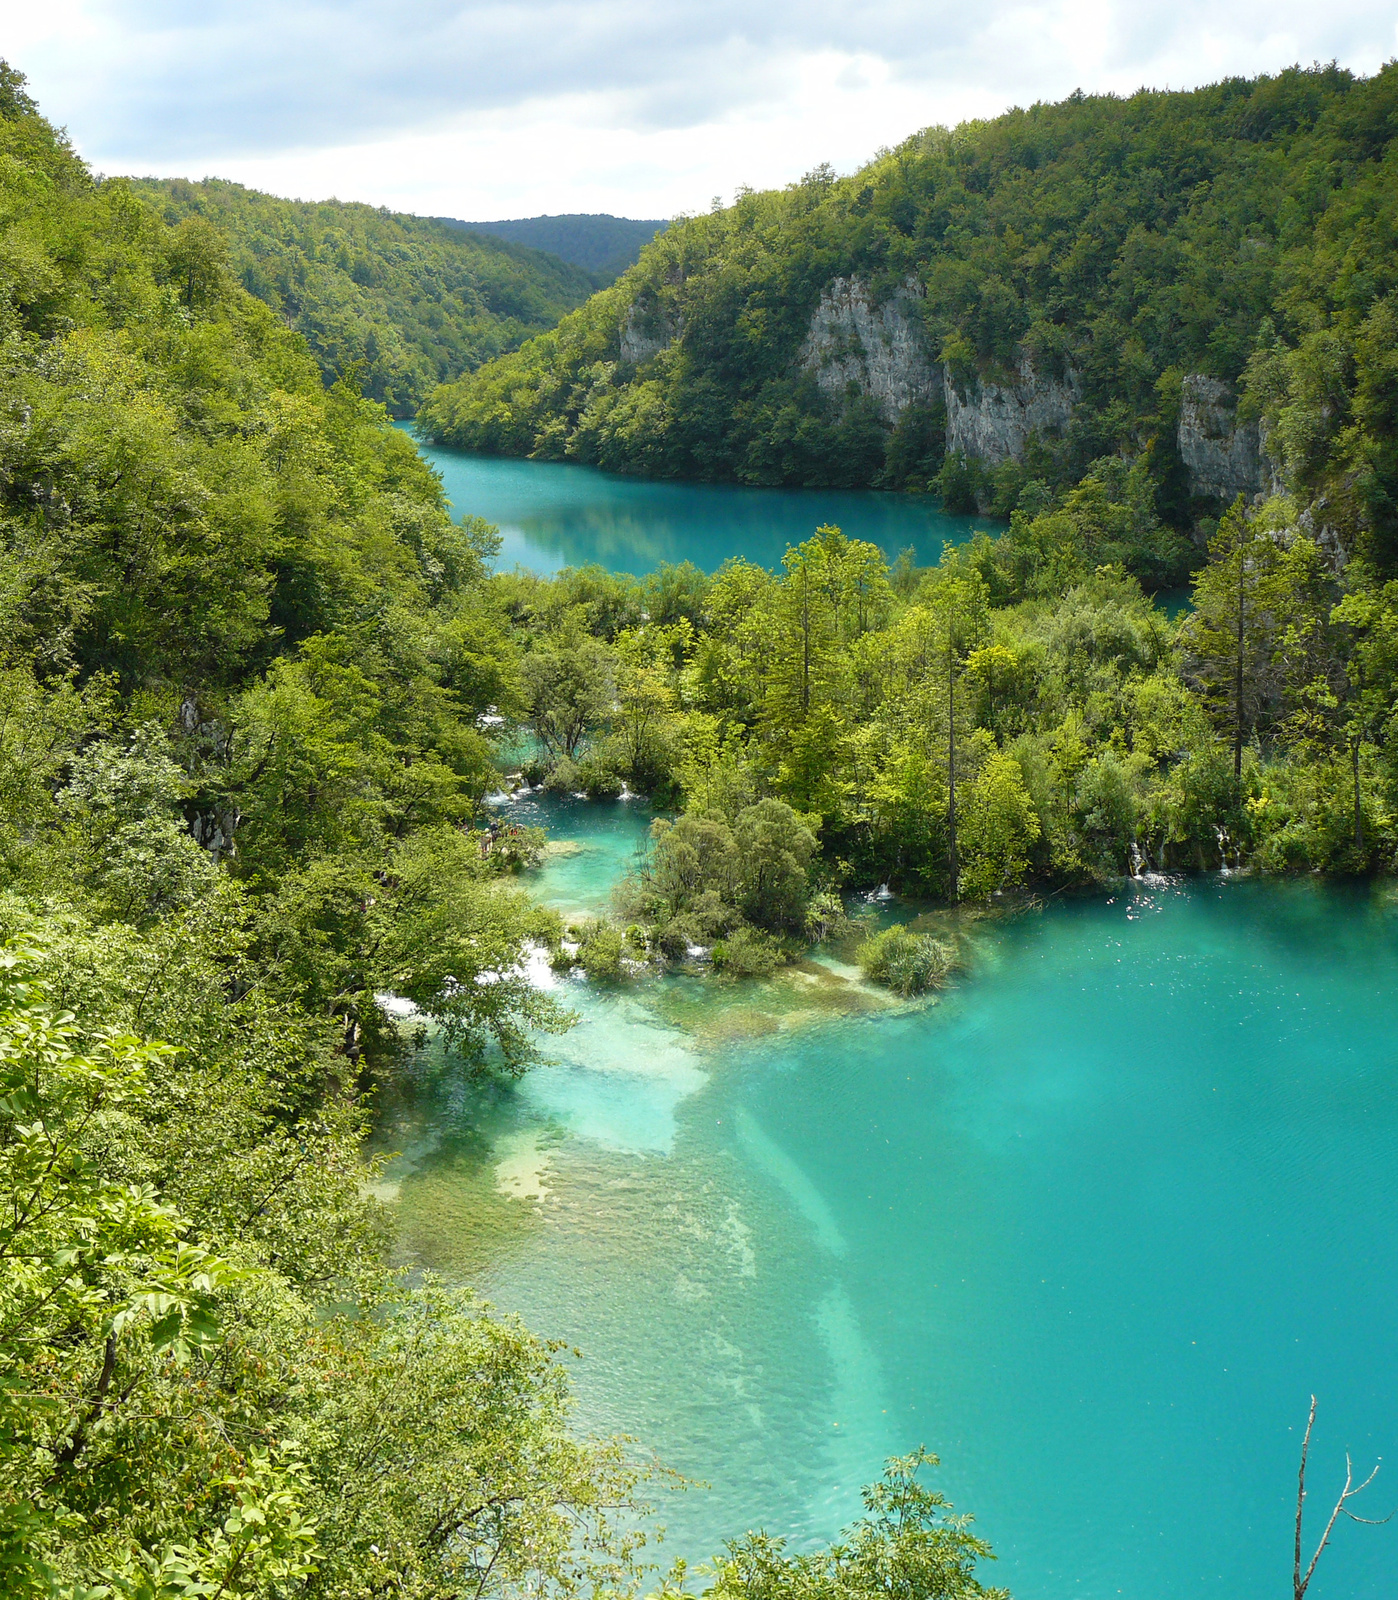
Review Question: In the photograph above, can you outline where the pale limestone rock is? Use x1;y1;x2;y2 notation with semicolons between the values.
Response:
798;276;942;422
944;352;1078;465
619;299;677;364
1177;375;1268;501
1298;501;1349;570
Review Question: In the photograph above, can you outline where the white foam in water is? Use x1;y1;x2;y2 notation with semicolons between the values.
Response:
519;942;560;990
500;819;708;1151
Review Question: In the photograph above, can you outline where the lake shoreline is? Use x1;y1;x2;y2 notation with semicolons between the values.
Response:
372;792;1398;1598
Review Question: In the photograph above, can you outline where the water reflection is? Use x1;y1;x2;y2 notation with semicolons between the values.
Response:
396;425;1001;575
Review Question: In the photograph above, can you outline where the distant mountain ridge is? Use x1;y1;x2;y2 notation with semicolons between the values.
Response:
436;213;668;282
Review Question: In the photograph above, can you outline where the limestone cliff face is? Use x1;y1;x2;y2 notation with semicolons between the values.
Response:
791;284;1288;503
796;280;1077;463
944;353;1078;465
619;298;678;365
1297;499;1350;570
798;277;942;422
1177;375;1273;501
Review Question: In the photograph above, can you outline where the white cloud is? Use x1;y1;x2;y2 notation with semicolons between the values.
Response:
6;0;1397;219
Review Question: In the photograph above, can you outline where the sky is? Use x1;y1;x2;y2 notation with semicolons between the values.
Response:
6;0;1398;223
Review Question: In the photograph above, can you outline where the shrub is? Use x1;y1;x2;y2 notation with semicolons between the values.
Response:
640;894;733;960
710;923;784;978
575;919;629;981
858;926;954;996
733;798;819;932
541;756;582;793
576;751;625;799
804;889;852;941
959;746;1042;898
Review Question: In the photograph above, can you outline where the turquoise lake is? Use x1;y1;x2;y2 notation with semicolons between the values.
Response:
397;425;994;573
375;433;1394;1591
374;793;1398;1600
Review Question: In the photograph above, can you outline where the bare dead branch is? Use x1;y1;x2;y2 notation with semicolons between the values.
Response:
1294;1396;1392;1600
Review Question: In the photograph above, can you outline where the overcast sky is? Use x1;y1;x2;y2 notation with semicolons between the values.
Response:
7;1;1397;221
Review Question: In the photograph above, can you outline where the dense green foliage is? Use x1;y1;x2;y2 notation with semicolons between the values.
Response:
438;213;669;280
0;63;670;1595
134;178;598;415
0;63;1014;1598
0;942;647;1597
663;1451;1005;1600
504;490;1398;961
0;60;576;1073
419;63;1398;570
857;926;955;996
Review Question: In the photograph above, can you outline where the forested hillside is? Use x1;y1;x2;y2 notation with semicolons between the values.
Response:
134;178;598;414
0;63;632;1597
439;212;669;279
0;57;1017;1599
419;64;1398;563
6;40;1398;1593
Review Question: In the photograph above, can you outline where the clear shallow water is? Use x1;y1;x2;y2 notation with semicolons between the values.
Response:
375;798;1398;1599
397;424;997;574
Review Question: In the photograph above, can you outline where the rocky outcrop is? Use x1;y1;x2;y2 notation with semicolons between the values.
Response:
798;277;942;422
944;353;1078;465
191;807;241;864
1297;500;1349;570
177;694;239;861
798;280;1086;462
1177;375;1273;501
619;299;678;365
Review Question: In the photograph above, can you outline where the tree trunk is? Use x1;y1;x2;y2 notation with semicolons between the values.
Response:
1353;735;1364;853
1233;550;1245;781
947;646;958;901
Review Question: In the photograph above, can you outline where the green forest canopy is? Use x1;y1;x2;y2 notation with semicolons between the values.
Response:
0;54;1014;1600
0;60;635;1597
485;475;1398;931
133;177;600;415
418;61;1398;566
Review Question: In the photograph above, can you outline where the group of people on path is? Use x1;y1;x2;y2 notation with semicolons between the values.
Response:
479;817;526;859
